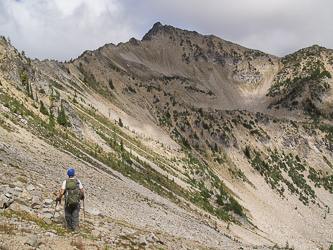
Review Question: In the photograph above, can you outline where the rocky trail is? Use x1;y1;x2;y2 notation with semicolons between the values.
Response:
0;118;272;249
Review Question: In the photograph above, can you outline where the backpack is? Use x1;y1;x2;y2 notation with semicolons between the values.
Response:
65;179;81;206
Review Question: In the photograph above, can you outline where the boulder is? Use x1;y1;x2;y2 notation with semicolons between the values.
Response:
0;198;5;209
4;199;14;209
4;193;12;199
42;213;53;219
86;208;102;217
21;188;32;201
25;235;38;248
53;215;65;223
53;212;60;219
42;208;54;214
37;183;45;189
14;186;23;192
5;186;14;194
138;235;147;246
27;184;36;191
43;199;53;207
0;243;9;250
203;219;214;228
31;202;43;209
91;229;101;238
10;203;33;214
148;232;160;242
31;196;41;203
119;232;126;237
43;217;52;225
30;191;41;197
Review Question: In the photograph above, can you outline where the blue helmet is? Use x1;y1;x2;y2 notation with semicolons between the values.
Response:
67;168;75;177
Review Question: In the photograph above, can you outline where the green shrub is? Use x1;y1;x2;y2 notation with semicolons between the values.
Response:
39;101;49;115
242;123;252;130
118;118;123;127
250;129;262;136
109;79;114;89
19;68;28;85
244;146;251;158
203;122;209;130
57;102;70;127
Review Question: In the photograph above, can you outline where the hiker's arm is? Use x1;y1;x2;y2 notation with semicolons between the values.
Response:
58;189;65;200
80;188;85;200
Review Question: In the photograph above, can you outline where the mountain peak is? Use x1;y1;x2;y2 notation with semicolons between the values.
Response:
142;22;171;41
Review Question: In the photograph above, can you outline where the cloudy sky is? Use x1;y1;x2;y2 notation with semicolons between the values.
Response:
1;0;332;61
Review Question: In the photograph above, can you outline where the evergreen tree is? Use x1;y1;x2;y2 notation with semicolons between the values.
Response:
119;118;123;127
244;146;251;159
48;111;55;127
57;101;70;127
26;82;33;99
39;101;49;115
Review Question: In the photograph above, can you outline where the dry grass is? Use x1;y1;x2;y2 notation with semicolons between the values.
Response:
0;244;10;250
71;237;86;250
0;223;15;235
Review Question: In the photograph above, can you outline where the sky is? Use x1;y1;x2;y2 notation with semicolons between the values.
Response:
0;0;332;61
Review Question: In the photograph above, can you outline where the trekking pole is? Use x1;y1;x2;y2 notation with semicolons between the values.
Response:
83;199;85;222
51;200;58;219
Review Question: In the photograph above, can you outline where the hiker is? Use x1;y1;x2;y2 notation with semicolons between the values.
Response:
56;168;84;232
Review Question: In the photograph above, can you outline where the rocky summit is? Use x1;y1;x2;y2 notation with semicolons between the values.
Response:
0;22;333;249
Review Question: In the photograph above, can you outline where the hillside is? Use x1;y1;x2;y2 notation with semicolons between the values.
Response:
0;23;333;249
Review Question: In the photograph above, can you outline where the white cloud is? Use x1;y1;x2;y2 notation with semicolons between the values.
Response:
0;0;137;61
143;0;333;56
0;0;332;60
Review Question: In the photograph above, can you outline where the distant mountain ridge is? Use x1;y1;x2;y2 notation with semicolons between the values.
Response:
77;22;333;118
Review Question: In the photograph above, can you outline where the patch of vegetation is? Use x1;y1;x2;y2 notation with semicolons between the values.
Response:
57;100;71;127
308;167;333;193
108;79;115;89
267;48;332;117
39;101;49;115
161;75;187;84
319;124;333;142
50;79;64;90
250;148;316;204
1;210;55;231
185;85;206;94
19;67;29;85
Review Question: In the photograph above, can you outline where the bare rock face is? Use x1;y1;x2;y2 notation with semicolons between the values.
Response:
219;133;232;148
142;22;174;41
60;100;84;139
232;64;263;84
256;114;270;126
282;135;299;148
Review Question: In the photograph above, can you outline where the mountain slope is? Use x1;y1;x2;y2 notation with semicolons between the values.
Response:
0;23;333;250
267;45;333;117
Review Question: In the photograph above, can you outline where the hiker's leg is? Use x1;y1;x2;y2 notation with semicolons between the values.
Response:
65;206;74;229
72;202;81;228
